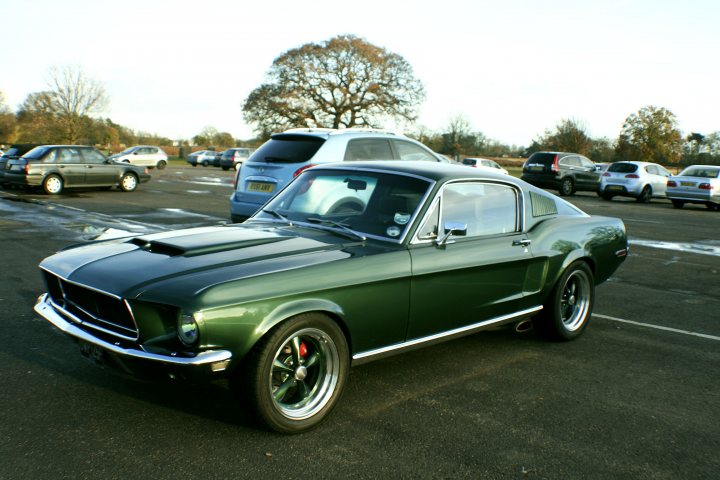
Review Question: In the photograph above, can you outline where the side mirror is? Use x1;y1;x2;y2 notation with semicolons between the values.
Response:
436;221;467;247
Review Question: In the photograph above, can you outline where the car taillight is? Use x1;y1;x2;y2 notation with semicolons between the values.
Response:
699;183;712;190
293;164;316;177
551;154;559;173
625;174;640;178
25;163;30;174
666;180;677;187
603;172;611;177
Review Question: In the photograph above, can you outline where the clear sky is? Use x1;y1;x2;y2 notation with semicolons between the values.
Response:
2;0;717;146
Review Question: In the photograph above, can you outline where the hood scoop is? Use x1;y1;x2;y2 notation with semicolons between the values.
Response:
130;230;288;257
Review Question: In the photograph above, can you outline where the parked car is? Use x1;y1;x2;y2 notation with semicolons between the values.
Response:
187;150;218;167
0;144;43;186
462;157;509;174
599;161;672;203
220;148;252;171
229;128;445;222
34;160;627;433
666;165;720;210
109;146;168;170
3;145;150;194
521;152;601;196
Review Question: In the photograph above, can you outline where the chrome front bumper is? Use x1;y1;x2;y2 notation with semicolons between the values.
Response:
34;293;232;370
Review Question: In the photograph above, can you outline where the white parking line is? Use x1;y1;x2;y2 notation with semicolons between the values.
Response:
594;313;720;341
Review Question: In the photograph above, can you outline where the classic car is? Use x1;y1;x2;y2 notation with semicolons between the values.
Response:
34;161;628;433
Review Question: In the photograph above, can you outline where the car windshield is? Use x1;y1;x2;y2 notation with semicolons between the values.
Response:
608;162;638;173
251;169;433;241
680;167;719;178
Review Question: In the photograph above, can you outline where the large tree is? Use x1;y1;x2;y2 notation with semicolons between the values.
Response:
243;35;425;136
46;65;109;143
0;91;18;144
616;106;682;164
533;118;593;156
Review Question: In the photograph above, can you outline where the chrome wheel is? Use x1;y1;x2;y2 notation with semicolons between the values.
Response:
559;269;592;332
43;175;63;195
120;173;137;192
270;327;340;421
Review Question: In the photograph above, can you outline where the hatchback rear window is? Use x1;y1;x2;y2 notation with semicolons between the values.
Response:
608;163;637;173
526;153;558;166
251;135;325;164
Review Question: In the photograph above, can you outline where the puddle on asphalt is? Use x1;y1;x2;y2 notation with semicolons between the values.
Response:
629;239;720;257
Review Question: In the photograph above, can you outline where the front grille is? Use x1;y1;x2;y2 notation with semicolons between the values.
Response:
42;270;139;340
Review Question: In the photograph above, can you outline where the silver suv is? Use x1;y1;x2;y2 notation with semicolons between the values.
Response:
229;128;443;222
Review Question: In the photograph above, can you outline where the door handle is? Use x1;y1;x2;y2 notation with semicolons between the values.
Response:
512;239;531;247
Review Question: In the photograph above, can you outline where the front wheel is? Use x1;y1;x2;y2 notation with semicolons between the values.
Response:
559;177;574;196
156;160;167;170
233;313;349;433
120;173;138;192
202;160;209;167
43;174;63;195
533;261;594;341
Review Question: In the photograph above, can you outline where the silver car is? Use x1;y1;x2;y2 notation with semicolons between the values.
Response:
666;165;720;211
599;161;672;203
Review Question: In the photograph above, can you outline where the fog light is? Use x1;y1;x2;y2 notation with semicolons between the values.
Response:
178;314;199;346
211;360;231;372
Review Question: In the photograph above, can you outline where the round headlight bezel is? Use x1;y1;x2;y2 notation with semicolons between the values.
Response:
178;313;200;346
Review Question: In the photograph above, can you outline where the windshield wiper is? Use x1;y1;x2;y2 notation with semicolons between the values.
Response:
261;208;293;225
305;217;367;241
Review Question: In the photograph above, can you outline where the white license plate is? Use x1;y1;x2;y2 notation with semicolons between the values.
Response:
680;181;695;187
247;182;275;193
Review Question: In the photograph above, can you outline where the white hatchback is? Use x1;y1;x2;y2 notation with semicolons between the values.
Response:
110;146;168;169
599;161;672;203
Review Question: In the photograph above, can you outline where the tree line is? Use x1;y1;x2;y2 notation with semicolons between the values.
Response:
2;37;718;167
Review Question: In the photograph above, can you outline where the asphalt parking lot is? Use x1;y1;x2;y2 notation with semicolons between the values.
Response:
0;166;718;479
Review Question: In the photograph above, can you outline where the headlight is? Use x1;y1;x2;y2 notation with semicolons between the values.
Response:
178;313;199;346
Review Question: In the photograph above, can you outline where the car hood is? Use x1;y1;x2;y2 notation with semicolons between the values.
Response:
39;224;358;303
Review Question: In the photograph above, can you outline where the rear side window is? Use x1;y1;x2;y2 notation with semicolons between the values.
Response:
252;135;325;164
462;158;477;166
608;163;637;173
58;148;82;163
645;165;659;175
392;140;437;162
560;156;581;167
24;146;52;160
344;138;393;161
82;149;106;164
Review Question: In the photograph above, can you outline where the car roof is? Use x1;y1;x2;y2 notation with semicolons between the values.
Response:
275;128;404;140
313;160;512;183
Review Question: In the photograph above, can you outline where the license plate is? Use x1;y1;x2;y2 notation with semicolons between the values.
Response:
247;182;274;193
606;185;623;191
528;165;544;172
680;181;695;187
79;340;106;364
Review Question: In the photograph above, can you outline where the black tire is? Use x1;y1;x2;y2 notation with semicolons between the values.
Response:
559;177;574;196
119;173;138;192
637;185;651;203
232;313;349;433
157;160;167;170
43;174;63;195
601;191;614;201
532;261;595;341
671;199;685;209
706;202;719;211
222;166;230;171
202;160;209;167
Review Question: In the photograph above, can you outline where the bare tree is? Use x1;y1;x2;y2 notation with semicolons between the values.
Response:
243;35;425;136
46;65;109;143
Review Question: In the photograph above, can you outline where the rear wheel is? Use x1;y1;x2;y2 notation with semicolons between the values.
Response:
156;160;167;170
233;313;349;433
637;185;652;203
43;174;63;195
559;177;574;196
706;202;719;211
222;166;230;171
601;191;614;201
202;160;209;167
671;199;685;209
120;173;138;192
533;261;594;341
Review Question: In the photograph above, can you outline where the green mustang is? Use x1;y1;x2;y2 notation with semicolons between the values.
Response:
34;161;627;433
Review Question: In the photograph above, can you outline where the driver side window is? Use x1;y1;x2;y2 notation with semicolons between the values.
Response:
440;183;519;237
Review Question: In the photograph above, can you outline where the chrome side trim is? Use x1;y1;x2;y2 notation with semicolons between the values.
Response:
35;294;232;366
352;306;542;364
